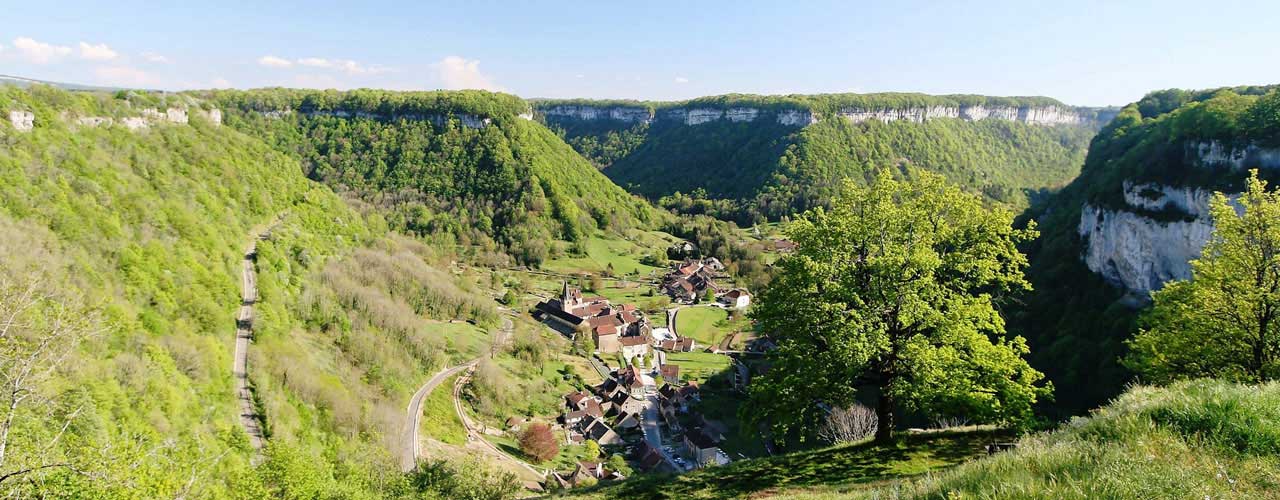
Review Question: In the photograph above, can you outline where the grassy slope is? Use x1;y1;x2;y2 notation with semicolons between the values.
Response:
675;306;731;346
567;380;1280;499
0;86;510;497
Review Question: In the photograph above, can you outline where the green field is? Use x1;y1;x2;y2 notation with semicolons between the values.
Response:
485;432;598;471
664;351;733;385
675;306;731;347
422;321;494;362
542;232;674;277
421;374;466;445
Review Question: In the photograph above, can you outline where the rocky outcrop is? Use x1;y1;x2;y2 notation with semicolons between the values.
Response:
8;110;34;131
541;105;654;124
200;108;223;126
1077;181;1242;294
776;109;818;126
838;105;1093;126
1188;141;1280;170
76;116;114;127
1077;203;1215;294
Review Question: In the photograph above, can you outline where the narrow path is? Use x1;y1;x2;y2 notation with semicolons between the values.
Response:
451;365;546;481
234;223;276;464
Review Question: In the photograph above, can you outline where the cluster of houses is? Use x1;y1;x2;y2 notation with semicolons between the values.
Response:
534;282;655;361
661;257;751;309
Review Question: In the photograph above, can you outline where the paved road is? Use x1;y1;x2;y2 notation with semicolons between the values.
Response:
637;373;683;471
234;229;271;464
402;310;516;473
451;363;546;481
400;361;478;472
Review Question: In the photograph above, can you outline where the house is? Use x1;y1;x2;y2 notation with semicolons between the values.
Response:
620;335;651;361
505;416;527;432
678;381;701;402
579;415;623;445
563;410;587;426
702;257;725;272
718;289;751;309
773;239;797;253
572;461;607;486
659;364;680;382
634;442;670;472
566;391;592;410
593;324;620;353
659;337;696;353
614;411;641;430
683;428;721;465
698;415;729;442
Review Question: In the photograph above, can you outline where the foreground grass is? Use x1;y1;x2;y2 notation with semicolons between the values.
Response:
565;379;1280;499
791;379;1280;500
563;430;1003;499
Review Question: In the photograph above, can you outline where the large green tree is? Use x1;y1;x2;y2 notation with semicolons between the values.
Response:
744;169;1050;443
1127;170;1280;382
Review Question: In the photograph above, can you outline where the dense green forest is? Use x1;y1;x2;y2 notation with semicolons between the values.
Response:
0;86;519;497
540;94;1102;224
212;89;663;267
1012;85;1280;415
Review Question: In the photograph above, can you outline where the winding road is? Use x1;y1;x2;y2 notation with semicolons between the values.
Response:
234;225;274;464
401;310;518;473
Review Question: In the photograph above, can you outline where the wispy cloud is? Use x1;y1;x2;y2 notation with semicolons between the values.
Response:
12;36;72;64
296;57;388;75
257;55;293;68
434;56;502;91
141;51;170;64
674;76;690;84
78;42;118;61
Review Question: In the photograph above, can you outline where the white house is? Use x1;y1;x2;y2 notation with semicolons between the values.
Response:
718;289;751;309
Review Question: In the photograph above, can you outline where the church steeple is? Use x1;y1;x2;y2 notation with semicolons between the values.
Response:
561;280;572;313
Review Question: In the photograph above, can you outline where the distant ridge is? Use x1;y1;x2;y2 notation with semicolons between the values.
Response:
0;73;141;92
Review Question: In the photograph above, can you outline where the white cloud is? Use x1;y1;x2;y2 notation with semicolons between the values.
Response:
295;57;387;75
211;77;231;88
435;56;502;91
141;52;170;64
12;37;72;64
674;76;690;84
78;42;118;61
257;55;293;68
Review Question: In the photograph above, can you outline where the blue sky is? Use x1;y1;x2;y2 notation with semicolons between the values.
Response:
2;0;1278;106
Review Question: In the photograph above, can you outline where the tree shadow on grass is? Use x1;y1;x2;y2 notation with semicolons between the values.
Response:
584;430;1004;500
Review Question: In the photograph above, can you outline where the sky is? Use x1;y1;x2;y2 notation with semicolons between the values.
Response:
2;0;1279;106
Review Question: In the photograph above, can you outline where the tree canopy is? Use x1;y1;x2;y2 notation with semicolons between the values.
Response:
744;169;1050;443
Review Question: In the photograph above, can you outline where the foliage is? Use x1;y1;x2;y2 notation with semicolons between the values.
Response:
1013;86;1280;416
746;170;1048;444
409;458;522;500
1126;171;1280;382
214;88;663;266
517;423;558;463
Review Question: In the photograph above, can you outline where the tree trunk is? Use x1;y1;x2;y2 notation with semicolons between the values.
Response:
874;391;894;442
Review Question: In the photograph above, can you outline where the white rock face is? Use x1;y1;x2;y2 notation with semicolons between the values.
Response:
725;107;760;123
541;105;653;124
166;108;188;124
9;111;34;131
776;109;817;126
1121;181;1218;217
1078;203;1216;293
838;105;1087;126
201;108;223;126
1189;141;1280;170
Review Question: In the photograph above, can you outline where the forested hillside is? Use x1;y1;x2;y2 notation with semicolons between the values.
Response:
212;89;663;266
1012;85;1280;415
0;86;517;497
540;93;1107;224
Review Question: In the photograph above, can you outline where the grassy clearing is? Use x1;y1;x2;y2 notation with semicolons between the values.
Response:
543;234;668;277
484;433;597;472
421;321;492;362
675;306;731;347
420;374;466;445
565;430;1003;499
664;351;733;385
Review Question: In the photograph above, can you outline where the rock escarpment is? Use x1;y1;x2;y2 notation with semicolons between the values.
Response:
1076;142;1280;294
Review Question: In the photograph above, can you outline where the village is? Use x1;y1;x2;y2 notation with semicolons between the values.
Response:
522;251;761;488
